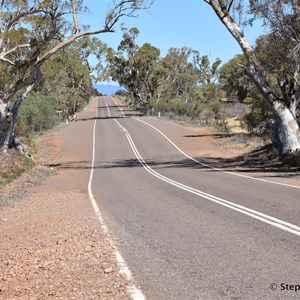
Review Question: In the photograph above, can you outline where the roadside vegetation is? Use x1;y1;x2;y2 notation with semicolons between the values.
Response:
108;30;268;139
108;1;300;156
0;0;151;185
0;149;35;188
1;0;300;187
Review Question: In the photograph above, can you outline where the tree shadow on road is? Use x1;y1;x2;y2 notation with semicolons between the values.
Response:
47;144;300;179
76;116;127;121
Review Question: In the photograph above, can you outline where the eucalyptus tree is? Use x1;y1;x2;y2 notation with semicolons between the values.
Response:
0;0;152;152
192;50;221;86
40;37;106;115
108;28;143;104
109;28;161;105
219;54;253;102
40;47;92;116
160;47;199;102
203;0;300;153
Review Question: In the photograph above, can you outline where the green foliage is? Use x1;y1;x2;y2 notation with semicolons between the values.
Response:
107;29;235;125
185;101;203;119
241;97;272;135
243;97;254;104
39;44;95;116
153;98;185;115
16;93;59;138
208;100;221;117
114;89;128;97
219;54;254;102
109;28;161;105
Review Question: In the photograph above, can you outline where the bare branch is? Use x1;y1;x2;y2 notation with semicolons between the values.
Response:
6;9;44;30
0;43;30;64
227;0;234;14
0;57;14;65
37;28;113;65
105;0;153;31
71;0;80;34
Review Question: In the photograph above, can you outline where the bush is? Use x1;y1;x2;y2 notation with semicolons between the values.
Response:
185;101;203;119
152;98;185;115
208;100;221;118
16;93;59;138
243;97;254;104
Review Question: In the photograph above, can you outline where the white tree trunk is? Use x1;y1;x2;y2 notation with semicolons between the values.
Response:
205;0;300;153
1;84;35;152
0;100;9;151
277;106;300;152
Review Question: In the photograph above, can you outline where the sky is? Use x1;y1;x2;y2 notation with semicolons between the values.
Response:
80;0;264;84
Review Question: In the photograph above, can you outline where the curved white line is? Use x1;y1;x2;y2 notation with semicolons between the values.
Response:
113;118;300;237
88;98;146;300
110;96;125;117
133;117;300;189
108;96;300;189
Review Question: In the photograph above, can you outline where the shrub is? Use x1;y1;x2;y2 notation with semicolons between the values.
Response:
243;97;254;104
208;100;221;118
16;93;59;138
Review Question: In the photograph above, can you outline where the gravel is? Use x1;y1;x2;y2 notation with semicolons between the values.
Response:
0;116;133;299
0;188;131;299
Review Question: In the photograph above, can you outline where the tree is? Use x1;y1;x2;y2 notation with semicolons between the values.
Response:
39;37;104;116
160;47;199;102
192;51;221;86
219;54;253;102
204;0;300;153
0;0;152;152
108;28;161;105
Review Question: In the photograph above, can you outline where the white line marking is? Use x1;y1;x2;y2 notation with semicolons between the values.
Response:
105;99;111;118
108;96;299;189
110;96;125;117
88;98;146;300
108;98;300;189
134;117;300;189
88;99;108;234
114;118;300;237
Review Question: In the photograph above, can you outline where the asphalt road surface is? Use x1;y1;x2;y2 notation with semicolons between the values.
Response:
89;96;300;300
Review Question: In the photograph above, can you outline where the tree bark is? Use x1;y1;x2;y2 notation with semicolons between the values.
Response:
1;84;35;152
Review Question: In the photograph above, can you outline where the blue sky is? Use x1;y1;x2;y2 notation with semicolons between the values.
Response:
81;0;264;83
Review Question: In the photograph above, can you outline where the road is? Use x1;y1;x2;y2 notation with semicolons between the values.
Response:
89;96;300;300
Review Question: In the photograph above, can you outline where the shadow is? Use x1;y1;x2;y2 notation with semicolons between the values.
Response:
48;161;92;170
184;133;242;139
46;145;300;178
97;105;128;109
194;144;300;176
47;158;204;171
77;116;128;122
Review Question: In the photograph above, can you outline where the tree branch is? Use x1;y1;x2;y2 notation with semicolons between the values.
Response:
71;0;80;34
6;9;44;30
227;0;234;14
0;44;31;64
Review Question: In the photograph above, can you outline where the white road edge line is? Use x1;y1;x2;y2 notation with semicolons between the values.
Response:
113;118;300;237
110;95;300;189
111;96;126;118
133;117;300;189
105;100;111;118
88;98;146;300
